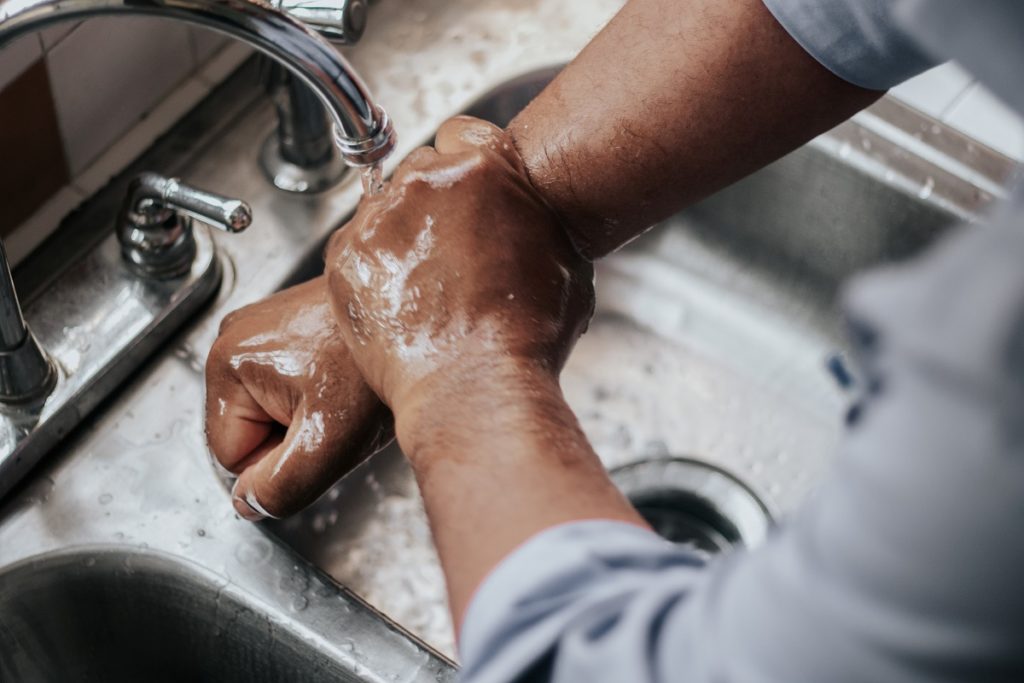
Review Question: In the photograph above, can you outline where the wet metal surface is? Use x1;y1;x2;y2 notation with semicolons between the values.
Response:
0;1;631;677
0;226;221;502
0;0;1017;675
269;68;1015;657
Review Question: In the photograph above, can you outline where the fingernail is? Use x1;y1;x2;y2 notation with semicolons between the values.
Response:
230;482;274;522
207;448;236;480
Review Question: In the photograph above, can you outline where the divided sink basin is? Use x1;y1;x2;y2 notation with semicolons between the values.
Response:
267;67;1012;658
0;550;356;682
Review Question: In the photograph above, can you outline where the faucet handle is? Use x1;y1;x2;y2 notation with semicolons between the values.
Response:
126;173;252;234
119;173;252;278
274;0;368;44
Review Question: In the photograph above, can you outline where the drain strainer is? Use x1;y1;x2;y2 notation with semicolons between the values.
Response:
610;458;772;554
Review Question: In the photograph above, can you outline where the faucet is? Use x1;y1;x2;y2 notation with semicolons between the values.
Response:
259;0;370;193
0;0;396;497
261;61;349;193
0;0;396;168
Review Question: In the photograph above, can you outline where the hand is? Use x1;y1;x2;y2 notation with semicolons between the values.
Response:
324;116;595;449
205;277;393;520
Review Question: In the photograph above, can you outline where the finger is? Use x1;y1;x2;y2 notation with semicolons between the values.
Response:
204;359;278;474
389;145;441;185
404;145;439;166
231;403;394;520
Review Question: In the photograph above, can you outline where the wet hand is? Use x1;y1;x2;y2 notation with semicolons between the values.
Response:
325;116;594;448
205;277;393;520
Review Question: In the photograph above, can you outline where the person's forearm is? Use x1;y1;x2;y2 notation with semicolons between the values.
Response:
508;0;882;258
395;361;647;632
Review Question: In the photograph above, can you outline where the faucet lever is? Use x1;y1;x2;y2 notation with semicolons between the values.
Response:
125;173;252;234
119;173;252;278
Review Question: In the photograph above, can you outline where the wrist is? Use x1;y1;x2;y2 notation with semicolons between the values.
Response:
504;122;596;262
393;357;565;466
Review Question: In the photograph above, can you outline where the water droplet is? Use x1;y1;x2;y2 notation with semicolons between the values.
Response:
838;141;851;159
234;538;272;565
98;493;113;505
643;440;669;457
291;595;308;612
197;528;206;537
84;557;96;567
917;177;934;200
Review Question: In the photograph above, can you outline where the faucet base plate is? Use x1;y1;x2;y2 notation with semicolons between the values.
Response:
0;226;222;500
259;133;350;194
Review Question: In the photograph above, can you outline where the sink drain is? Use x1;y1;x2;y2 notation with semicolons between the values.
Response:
610;458;772;554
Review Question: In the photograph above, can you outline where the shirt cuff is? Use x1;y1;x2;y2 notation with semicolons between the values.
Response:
762;0;938;90
458;520;702;680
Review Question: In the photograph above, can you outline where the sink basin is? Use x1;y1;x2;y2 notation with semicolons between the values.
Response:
0;549;357;682
267;67;1012;659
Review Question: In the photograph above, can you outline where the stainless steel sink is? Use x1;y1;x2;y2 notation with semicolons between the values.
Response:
0;0;1015;675
0;549;357;682
267;68;1016;658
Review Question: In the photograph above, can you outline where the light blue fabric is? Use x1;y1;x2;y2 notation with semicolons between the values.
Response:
457;2;1024;681
895;0;1024;113
761;0;938;90
460;200;1024;683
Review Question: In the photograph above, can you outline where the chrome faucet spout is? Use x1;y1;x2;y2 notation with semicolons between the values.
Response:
0;0;396;166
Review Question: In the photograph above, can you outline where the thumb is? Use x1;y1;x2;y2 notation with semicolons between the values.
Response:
434;115;520;165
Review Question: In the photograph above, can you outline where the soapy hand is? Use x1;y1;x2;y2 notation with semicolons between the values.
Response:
205;277;393;520
325;116;594;448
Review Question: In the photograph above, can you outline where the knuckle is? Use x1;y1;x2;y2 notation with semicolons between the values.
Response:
325;227;347;258
217;309;243;336
207;335;231;367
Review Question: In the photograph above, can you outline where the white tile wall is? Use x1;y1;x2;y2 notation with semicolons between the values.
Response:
38;22;79;50
188;26;229;66
73;78;212;195
5;186;87;265
47;17;195;175
0;34;42;90
0;21;245;266
196;42;253;86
